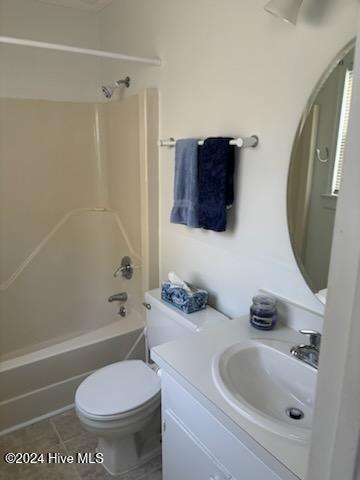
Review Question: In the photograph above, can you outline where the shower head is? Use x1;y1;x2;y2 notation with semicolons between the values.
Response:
102;85;115;98
101;76;131;98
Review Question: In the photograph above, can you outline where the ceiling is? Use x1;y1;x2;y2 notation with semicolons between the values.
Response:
36;0;114;11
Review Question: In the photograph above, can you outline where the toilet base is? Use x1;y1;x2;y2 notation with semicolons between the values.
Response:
99;433;139;475
99;432;161;476
96;409;162;476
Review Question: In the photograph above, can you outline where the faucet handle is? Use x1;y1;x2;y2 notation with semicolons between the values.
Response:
113;256;140;280
299;330;321;349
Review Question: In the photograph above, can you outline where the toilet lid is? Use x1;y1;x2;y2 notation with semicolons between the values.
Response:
75;360;161;417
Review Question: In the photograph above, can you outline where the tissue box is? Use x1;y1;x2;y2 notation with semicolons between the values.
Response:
161;282;208;314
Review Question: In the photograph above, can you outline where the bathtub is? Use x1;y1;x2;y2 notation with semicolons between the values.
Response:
0;310;145;435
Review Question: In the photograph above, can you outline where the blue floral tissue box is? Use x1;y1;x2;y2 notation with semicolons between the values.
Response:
161;282;208;314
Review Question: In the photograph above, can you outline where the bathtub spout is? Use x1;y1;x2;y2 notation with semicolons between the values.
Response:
108;292;128;303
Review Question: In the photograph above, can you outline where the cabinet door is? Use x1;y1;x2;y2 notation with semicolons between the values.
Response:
163;409;233;480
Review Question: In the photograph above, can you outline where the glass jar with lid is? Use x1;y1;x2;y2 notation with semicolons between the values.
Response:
250;295;277;330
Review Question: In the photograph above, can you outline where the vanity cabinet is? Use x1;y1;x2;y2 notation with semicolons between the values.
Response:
161;371;297;480
163;409;231;480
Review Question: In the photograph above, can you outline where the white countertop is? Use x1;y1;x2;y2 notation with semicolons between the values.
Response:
152;316;312;480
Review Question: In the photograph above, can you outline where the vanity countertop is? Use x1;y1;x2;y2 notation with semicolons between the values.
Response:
151;316;312;480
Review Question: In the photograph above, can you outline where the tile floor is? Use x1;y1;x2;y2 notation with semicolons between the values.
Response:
0;409;162;480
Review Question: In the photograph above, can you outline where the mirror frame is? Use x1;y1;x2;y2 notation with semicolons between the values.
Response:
287;38;356;298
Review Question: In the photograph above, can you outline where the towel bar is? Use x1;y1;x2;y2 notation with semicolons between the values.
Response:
158;135;259;149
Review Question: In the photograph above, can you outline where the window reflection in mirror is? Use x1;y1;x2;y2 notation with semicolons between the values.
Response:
287;42;355;304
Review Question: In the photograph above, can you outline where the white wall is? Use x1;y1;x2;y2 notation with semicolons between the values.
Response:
97;0;358;319
0;0;103;101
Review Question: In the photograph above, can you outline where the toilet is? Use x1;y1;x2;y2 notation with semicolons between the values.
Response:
75;288;228;475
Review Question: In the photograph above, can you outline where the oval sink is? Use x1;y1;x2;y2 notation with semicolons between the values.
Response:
212;340;317;441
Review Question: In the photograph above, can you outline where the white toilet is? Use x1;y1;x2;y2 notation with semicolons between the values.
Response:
75;288;227;475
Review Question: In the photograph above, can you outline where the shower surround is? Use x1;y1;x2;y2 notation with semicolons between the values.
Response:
0;89;159;432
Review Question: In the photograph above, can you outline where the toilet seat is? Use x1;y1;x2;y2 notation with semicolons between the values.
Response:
75;360;161;420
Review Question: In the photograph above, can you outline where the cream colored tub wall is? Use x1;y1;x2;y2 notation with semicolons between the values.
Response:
0;99;100;283
0;95;145;359
139;89;160;292
0;212;131;359
102;96;142;258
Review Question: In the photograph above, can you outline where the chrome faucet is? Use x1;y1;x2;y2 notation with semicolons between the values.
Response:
290;330;321;369
108;292;128;317
108;292;128;303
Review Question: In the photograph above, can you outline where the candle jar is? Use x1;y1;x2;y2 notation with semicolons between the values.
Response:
250;295;277;330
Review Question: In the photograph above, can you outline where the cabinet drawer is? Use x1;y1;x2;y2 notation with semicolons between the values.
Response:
163;409;232;480
162;372;288;480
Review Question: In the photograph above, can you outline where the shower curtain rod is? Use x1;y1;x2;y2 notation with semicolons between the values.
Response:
158;135;259;148
0;36;161;66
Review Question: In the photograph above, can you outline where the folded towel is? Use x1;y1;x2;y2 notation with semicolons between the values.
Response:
198;137;235;232
170;138;200;227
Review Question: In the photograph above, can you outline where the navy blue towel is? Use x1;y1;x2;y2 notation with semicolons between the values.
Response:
198;137;235;232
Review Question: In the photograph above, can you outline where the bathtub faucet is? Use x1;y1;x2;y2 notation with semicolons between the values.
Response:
108;292;128;303
108;292;127;317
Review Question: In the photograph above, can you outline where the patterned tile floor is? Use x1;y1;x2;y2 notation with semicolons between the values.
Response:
0;410;162;480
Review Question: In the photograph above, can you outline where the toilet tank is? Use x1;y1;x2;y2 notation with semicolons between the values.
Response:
144;289;229;350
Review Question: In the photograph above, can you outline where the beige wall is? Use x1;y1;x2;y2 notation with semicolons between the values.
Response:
0;96;144;359
0;0;102;101
98;0;358;318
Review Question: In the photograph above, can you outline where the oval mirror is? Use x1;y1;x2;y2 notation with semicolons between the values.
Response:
287;39;355;304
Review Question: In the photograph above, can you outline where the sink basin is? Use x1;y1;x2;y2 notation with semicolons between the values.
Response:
212;340;317;441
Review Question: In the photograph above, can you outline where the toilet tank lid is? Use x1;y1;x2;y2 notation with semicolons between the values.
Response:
145;289;230;332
